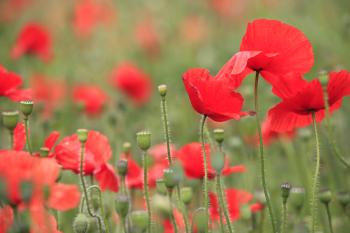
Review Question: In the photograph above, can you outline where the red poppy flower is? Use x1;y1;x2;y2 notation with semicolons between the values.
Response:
0;65;32;101
73;0;115;37
149;143;176;165
110;63;152;106
11;23;53;62
209;0;246;19
135;16;160;57
209;188;253;221
0;150;80;232
268;70;350;132
73;84;108;116
182;68;245;122
54;130;119;192
0;0;32;22
177;142;245;179
221;19;314;88
30;75;66;119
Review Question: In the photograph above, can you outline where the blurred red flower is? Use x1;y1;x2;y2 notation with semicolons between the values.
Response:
268;70;350;132
11;23;53;62
209;0;246;20
0;205;13;233
0;150;80;232
149;143;176;166
73;0;115;37
162;209;185;233
0;0;32;22
177;142;245;179
13;123;26;151
182;68;245;122
135;16;160;57
54;130;119;192
221;19;314;88
180;15;207;44
73;84;108;116
30;75;66;119
110;63;152;106
0;65;32;101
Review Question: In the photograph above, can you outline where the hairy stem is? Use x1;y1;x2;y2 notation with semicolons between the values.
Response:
281;202;287;233
311;112;320;233
160;96;172;164
216;175;234;233
88;185;110;233
24;116;33;155
143;152;152;233
254;72;277;233
200;115;209;233
168;191;178;233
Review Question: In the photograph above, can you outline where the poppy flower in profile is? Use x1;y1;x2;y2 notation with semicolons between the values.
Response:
11;23;53;62
110;63;152;106
209;188;253;221
135;16;160;57
54;130;119;192
268;70;350;132
73;84;108;116
182;68;245;122
221;19;314;88
0;150;80;232
0;65;32;101
177;142;245;179
30;75;66;119
73;0;115;37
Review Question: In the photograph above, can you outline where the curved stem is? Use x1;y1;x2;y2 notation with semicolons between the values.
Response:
325;204;334;233
216;175;234;233
24;117;33;155
311;112;320;233
143;152;152;233
88;185;110;233
200;115;209;233
79;143;103;233
254;72;277;233
161;96;172;164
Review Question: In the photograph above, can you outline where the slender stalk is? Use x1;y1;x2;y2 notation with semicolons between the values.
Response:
24;116;33;155
160;96;172;164
79;143;103;233
9;130;14;149
218;206;225;233
311;112;320;233
121;217;126;233
88;185;110;233
281;202;287;233
258;209;265;233
143;152;152;233
324;204;334;233
200;115;209;233
216;175;234;233
168;191;178;233
254;72;277;233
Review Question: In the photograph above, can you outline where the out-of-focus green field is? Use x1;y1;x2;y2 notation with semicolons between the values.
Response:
1;0;350;232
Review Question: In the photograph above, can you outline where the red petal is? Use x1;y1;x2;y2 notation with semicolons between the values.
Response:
222;165;246;176
94;163;119;192
267;72;308;99
225;189;253;221
13;123;26;151
327;70;350;106
0;205;14;233
30;205;61;233
48;184;80;211
44;131;60;150
209;192;220;220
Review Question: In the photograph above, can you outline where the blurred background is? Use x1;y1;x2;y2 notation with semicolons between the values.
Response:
1;0;350;232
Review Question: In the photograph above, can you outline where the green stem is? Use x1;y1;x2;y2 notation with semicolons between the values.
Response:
218;206;225;233
258;209;265;233
143;151;152;233
176;185;190;233
88;185;110;233
324;204;334;233
281;202;287;233
200;115;209;233
79;143;103;233
24;117;33;155
168;191;178;233
311;112;320;233
9;130;13;149
216;175;234;233
254;72;277;233
161;96;172;164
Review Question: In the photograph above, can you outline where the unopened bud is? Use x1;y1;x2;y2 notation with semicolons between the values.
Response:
213;129;224;144
130;210;149;232
180;187;193;205
211;151;225;173
123;142;131;153
117;159;128;177
115;194;130;218
73;213;89;233
77;129;88;143
163;168;178;190
290;187;305;212
319;189;332;204
2;111;19;131
281;183;291;204
20;101;34;117
136;131;151;151
158;84;167;97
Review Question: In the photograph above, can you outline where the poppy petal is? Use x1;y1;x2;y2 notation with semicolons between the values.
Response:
94;163;119;192
48;184;80;211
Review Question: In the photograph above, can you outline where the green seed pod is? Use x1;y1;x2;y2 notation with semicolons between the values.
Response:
40;147;50;157
123;142;131;153
20;181;33;204
136;131;151;151
20;101;34;117
130;210;149;232
180;187;193;205
115;194;130;218
73;213;90;233
156;179;167;196
193;207;208;233
319;189;332;204
2;111;19;131
158;84;167;97
213;129;224;144
163;168;178;189
281;182;291;204
77;129;89;143
211;151;225;173
290;187;305;212
337;191;350;208
117;159;128;177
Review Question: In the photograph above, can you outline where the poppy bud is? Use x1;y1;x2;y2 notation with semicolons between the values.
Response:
130;210;149;232
152;194;171;216
213;129;224;144
240;204;252;220
136;131;151;151
40;147;50;157
117;159;128;177
319;70;329;87
193;207;208;233
156;179;167;195
290;187;305;212
337;191;350;209
20;180;33;203
2;111;19;131
115;194;130;218
77;129;89;143
180;187;193;205
281;182;291;204
211;151;225;173
20;100;34;117
123;142;131;153
73;213;90;233
163;168;178;190
319;189;332;204
158;84;167;97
